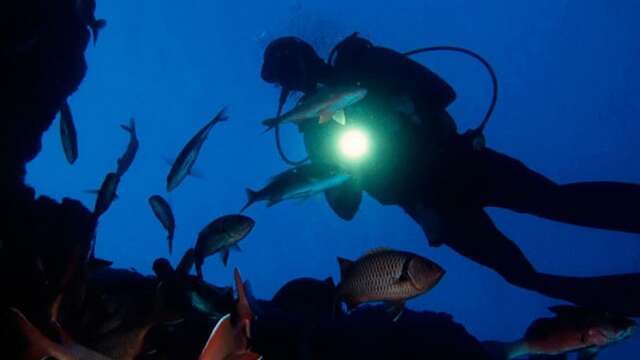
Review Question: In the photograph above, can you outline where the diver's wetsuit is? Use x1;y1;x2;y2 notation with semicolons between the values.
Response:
299;36;640;315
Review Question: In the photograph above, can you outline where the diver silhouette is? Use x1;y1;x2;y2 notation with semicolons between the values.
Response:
260;34;640;316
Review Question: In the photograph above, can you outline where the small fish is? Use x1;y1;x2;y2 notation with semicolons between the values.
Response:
242;163;351;212
199;268;262;360
261;85;367;130
59;100;78;164
76;0;107;45
92;172;120;218
484;306;637;360
148;195;176;254
167;108;229;192
116;118;139;177
336;248;445;320
194;215;255;278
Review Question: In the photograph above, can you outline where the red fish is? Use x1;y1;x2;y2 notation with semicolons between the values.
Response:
199;268;261;360
485;305;637;359
336;248;445;319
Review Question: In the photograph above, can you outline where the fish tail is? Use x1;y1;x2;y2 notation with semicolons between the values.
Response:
91;19;107;45
9;308;69;359
241;188;258;212
261;117;278;132
213;107;230;124
120;117;136;134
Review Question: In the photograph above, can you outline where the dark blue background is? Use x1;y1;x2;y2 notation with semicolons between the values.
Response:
26;1;640;357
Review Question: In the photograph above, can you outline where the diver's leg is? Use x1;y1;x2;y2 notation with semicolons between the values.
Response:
405;204;640;316
478;149;640;233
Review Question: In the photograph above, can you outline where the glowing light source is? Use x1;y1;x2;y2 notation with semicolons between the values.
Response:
338;128;370;160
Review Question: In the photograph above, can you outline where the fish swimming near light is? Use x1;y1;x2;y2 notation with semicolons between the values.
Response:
166;107;228;192
92;172;121;218
75;0;107;45
242;163;351;212
194;215;255;278
199;268;262;360
59;99;78;164
116;118;139;177
484;305;637;360
336;248;445;320
261;85;367;130
148;195;176;255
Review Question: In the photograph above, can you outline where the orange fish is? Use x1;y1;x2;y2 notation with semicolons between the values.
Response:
199;268;262;360
485;305;637;359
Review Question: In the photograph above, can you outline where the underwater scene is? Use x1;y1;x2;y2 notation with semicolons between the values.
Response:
3;0;640;359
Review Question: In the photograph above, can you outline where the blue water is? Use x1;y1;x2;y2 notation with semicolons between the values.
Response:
26;1;640;357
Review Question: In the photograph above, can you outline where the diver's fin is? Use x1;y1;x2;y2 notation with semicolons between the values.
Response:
241;189;258;212
177;248;195;276
221;250;230;267
577;347;600;360
324;179;362;221
337;257;354;281
384;301;405;322
91;19;107;46
332;109;346;125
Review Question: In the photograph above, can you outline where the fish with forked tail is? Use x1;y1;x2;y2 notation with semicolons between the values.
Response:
336;248;445;320
483;305;637;359
262;85;367;130
194;215;255;278
242;163;351;212
167;108;228;192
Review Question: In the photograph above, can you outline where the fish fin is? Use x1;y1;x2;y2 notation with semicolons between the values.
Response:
261;117;278;131
318;112;331;124
88;257;113;271
91;19;107;46
337;257;354;281
398;256;413;283
233;244;242;252
199;313;235;359
384;301;405;322
221;250;231;266
84;189;100;195
324;276;336;288
188;167;206;179
234;268;253;338
577;347;600;360
362;247;394;257
332;109;346;125
241;188;258;212
266;199;280;208
177;248;195;276
120;118;136;133
163;156;175;167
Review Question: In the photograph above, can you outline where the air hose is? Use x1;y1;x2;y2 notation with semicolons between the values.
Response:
403;46;498;146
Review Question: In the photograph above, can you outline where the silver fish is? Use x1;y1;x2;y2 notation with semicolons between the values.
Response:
262;86;367;130
242;163;351;212
148;195;175;255
194;215;255;278
116;118;139;177
166;108;228;192
59;100;78;164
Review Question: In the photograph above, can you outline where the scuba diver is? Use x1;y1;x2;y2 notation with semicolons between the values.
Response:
259;34;640;316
